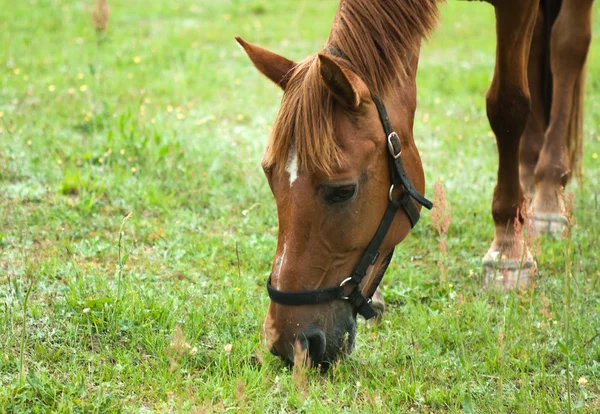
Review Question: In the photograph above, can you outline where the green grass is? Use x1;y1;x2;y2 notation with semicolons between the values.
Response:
1;0;600;412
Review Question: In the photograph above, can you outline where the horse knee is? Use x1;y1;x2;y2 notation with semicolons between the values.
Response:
486;87;531;140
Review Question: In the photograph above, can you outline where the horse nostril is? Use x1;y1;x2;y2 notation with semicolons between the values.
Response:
299;328;327;364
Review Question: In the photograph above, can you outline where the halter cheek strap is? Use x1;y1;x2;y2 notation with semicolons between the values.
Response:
265;68;433;320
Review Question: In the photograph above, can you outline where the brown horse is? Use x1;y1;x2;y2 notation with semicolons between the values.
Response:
236;0;593;366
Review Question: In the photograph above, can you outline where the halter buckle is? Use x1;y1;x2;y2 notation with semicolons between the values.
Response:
388;184;395;202
387;132;402;159
339;277;354;300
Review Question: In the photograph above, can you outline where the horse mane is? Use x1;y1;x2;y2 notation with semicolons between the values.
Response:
262;0;440;175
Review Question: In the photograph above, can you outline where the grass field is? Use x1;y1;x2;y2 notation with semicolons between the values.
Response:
1;0;600;412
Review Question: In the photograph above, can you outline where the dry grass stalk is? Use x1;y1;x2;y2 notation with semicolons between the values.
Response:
234;379;246;400
523;202;541;258
92;0;109;33
539;292;554;322
234;379;247;408
92;0;109;47
292;341;309;400
251;348;265;367
431;180;452;283
512;203;538;289
512;207;524;282
563;191;577;236
168;325;186;372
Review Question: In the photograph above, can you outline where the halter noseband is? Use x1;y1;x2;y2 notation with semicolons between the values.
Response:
266;52;433;320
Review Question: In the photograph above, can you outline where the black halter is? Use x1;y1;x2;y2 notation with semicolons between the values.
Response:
266;55;433;320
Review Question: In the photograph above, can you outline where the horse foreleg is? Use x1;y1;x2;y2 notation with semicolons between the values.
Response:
482;0;539;289
519;7;548;199
531;0;593;236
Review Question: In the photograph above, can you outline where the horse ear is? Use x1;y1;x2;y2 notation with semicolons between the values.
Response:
318;54;362;110
235;36;296;90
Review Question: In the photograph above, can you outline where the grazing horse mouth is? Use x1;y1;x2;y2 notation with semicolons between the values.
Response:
295;317;358;368
267;251;395;366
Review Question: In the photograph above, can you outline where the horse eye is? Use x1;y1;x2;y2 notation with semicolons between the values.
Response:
324;184;357;203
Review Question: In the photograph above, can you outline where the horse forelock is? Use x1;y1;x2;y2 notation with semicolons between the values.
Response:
262;0;441;176
262;56;345;177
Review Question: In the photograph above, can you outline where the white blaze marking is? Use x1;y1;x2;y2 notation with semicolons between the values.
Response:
285;148;298;186
262;313;280;349
272;243;287;287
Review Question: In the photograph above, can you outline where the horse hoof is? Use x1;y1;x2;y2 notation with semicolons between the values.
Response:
369;289;385;324
482;252;537;289
531;213;568;238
